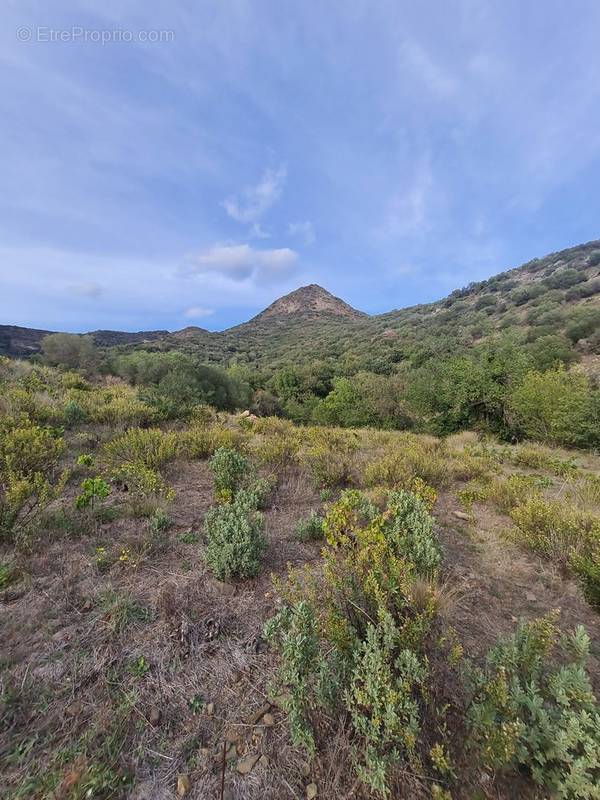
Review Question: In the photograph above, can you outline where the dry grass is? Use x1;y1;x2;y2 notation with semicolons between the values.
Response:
2;417;600;799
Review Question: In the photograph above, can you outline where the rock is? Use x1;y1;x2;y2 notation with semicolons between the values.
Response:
210;578;236;597
248;702;271;725
224;726;240;743
149;706;161;726
306;783;318;799
205;702;214;716
176;774;190;796
300;761;311;778
65;700;83;717
258;754;269;768
236;753;260;774
526;591;537;602
261;712;275;726
240;410;251;417
453;511;471;521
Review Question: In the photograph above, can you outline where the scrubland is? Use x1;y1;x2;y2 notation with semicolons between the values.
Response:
1;358;600;799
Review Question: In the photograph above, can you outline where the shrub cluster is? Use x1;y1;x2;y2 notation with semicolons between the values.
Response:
203;492;266;580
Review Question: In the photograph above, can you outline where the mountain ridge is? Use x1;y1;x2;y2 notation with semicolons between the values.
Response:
1;239;599;359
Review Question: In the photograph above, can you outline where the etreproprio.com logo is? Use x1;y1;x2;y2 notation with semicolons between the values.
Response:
16;26;175;44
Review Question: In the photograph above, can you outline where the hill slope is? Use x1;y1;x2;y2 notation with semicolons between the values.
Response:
1;240;599;368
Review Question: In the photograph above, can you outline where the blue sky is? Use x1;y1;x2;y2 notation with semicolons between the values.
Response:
2;0;600;332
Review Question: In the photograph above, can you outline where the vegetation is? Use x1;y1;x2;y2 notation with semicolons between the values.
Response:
1;237;600;799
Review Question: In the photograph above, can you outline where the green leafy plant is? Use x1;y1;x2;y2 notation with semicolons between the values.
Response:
208;447;248;501
467;616;600;798
148;507;171;534
75;477;110;512
203;496;266;579
295;510;325;541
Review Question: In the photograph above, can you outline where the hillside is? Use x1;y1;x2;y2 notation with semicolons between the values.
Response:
1;240;599;372
145;239;600;374
1;356;600;799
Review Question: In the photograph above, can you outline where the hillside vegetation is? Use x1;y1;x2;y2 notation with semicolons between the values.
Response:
1;239;600;799
1;356;600;799
4;240;599;448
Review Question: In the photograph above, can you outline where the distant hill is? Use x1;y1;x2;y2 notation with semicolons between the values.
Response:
247;283;365;323
0;325;169;358
2;240;599;370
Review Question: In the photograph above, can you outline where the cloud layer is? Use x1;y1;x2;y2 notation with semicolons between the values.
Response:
1;1;600;331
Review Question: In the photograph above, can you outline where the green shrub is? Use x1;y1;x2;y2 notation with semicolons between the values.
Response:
296;510;325;541
75;477;110;511
63;399;88;427
468;616;600;798
101;428;178;471
510;495;600;572
566;308;600;343
508;367;599;448
111;462;174;511
208;447;248;500
301;427;359;487
266;490;443;797
148;507;171;534
233;477;274;512
0;425;64;480
347;612;428;797
264;601;320;753
363;437;449;489
177;425;239;459
203;498;265;579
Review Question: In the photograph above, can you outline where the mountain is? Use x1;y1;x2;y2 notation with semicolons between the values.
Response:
0;325;169;359
248;284;365;323
1;240;599;368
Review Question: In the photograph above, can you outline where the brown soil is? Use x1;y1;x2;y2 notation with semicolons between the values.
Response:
2;459;599;799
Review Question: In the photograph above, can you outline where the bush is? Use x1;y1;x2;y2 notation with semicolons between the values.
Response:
301;427;359;487
363;437;449;489
111;461;174;511
63;399;88;427
266;489;443;797
508;367;599;448
41;332;97;372
101;428;178;471
203;497;265;579
566;308;600;343
510;495;600;569
233;477;274;512
75;477;110;511
0;425;64;480
468;616;600;798
148;507;171;534
0;425;68;541
295;510;325;541
208;447;248;500
178;425;240;460
543;267;585;290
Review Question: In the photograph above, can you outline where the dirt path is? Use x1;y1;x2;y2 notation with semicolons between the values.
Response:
434;491;600;688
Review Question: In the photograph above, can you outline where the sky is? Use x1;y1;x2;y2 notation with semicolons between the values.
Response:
2;0;600;333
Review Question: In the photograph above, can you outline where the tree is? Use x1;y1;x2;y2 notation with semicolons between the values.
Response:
507;367;599;447
42;333;97;372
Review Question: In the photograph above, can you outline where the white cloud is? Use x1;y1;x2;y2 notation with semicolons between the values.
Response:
398;41;457;97
378;158;434;239
184;243;298;282
222;165;287;223
288;220;316;245
183;306;214;319
250;222;271;239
